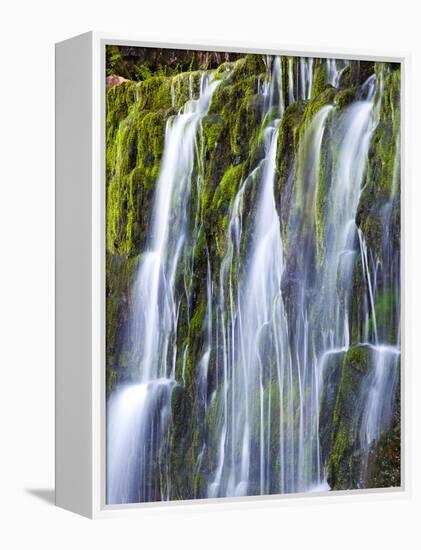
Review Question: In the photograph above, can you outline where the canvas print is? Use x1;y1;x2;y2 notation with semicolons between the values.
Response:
105;45;401;505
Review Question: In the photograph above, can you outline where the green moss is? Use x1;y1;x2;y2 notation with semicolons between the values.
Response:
312;61;328;96
202;114;225;151
206;55;265;164
368;287;399;343
319;350;346;465
275;101;306;235
198;55;268;281
339;65;352;89
375;288;396;322
213;61;236;80
367;410;400;488
183;300;208;397
314;119;334;262
106;98;168;255
328;345;370;489
285;86;336;265
350;254;368;345
211;163;244;211
228;54;266;81
344;345;369;373
106;80;137;145
356;66;400;257
208;163;246;257
106;46;131;78
369;68;400;194
189;300;207;342
208;76;260;159
135;75;172;111
298;86;336;142
334;87;357;109
171;70;204;108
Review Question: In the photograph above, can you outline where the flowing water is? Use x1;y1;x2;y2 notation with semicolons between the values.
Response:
107;74;219;504
107;57;400;503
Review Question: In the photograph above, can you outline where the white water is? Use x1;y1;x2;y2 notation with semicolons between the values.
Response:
320;90;377;349
209;57;290;497
107;379;175;503
362;345;400;448
326;59;349;87
300;58;314;99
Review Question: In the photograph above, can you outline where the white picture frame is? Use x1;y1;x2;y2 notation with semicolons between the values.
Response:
55;31;410;518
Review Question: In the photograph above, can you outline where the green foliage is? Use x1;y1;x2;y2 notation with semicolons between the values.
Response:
106;46;131;78
133;63;152;81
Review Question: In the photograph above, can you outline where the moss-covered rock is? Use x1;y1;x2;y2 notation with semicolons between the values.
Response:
366;380;401;488
334;87;357;109
356;66;400;258
106;252;140;373
327;345;370;489
319;350;346;465
312;61;328;97
275;101;306;234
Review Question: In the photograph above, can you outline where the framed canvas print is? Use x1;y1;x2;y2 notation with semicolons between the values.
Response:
55;32;408;518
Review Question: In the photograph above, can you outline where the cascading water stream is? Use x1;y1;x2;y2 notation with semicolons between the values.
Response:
354;69;401;458
300;58;314;99
209;56;291;497
320;83;377;349
107;74;219;504
326;59;349;87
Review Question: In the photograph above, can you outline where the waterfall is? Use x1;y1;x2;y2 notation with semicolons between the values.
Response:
362;345;400;448
107;74;219;504
300;58;314;99
208;57;290;497
106;53;401;503
319;83;377;348
208;56;333;497
326;59;349;87
288;57;295;104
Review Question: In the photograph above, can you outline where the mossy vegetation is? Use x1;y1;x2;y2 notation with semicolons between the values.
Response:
357;65;400;258
327;345;370;489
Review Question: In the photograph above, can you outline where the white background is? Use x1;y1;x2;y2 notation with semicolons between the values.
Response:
1;0;419;547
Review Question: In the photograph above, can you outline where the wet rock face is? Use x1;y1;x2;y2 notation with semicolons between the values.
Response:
325;345;371;489
323;345;400;490
105;50;401;502
106;74;129;89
